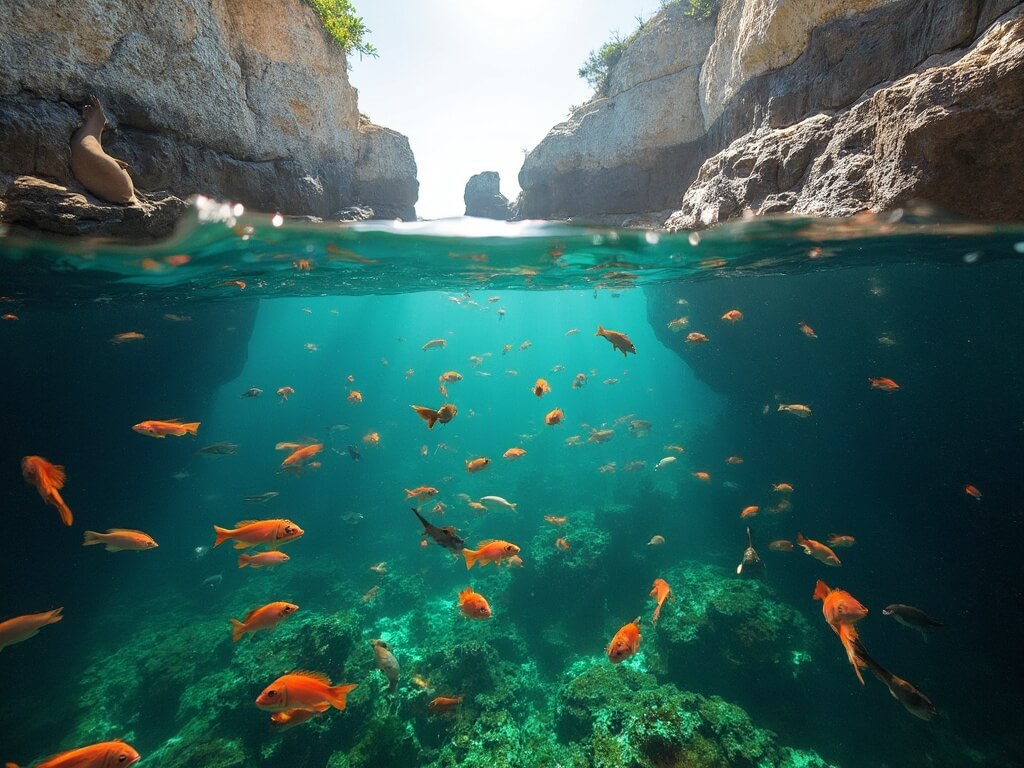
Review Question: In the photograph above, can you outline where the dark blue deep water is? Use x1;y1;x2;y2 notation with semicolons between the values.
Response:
1;206;1022;768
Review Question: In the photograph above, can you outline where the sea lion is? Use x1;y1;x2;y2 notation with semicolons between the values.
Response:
70;95;137;205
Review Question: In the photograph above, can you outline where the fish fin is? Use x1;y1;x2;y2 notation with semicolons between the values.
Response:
233;541;255;550
510;503;517;511
813;580;830;602
83;530;104;547
326;683;358;710
458;587;474;603
290;670;333;685
462;548;478;569
53;493;73;526
241;607;261;623
46;607;64;624
213;525;233;547
839;624;866;685
920;629;929;644
104;545;124;552
310;701;331;712
238;555;251;568
182;422;200;435
234;520;263;527
230;618;246;643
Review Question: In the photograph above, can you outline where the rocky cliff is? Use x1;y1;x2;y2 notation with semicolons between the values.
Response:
0;0;418;219
518;0;1023;225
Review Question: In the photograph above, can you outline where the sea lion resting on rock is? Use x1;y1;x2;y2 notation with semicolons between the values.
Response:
70;96;137;205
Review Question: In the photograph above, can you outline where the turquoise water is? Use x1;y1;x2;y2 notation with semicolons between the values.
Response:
1;205;1022;767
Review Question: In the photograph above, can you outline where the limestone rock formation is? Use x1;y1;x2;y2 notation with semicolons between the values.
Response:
518;0;1023;225
464;171;511;220
3;175;190;238
669;4;1024;228
0;0;417;220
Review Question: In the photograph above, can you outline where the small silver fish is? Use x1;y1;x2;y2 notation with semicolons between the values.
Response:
202;574;223;588
241;386;263;398
243;491;279;503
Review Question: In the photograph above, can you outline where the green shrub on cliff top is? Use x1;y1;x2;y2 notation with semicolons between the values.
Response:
305;0;378;58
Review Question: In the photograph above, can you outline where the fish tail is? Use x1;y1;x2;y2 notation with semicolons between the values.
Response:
652;605;662;626
182;422;200;435
327;683;358;711
229;618;246;642
427;413;438;429
462;548;478;569
213;525;233;547
50;489;73;526
812;579;830;602
839;624;866;685
237;554;251;568
596;325;604;336
82;530;104;547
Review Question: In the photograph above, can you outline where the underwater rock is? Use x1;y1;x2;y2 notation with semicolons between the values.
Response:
556;661;833;768
652;562;819;684
463;172;512;220
667;5;1024;228
2;175;189;239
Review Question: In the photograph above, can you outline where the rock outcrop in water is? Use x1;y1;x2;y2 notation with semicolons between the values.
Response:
518;0;1024;225
0;0;418;221
464;172;512;220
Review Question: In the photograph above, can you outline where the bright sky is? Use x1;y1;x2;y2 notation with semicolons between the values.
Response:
349;0;657;220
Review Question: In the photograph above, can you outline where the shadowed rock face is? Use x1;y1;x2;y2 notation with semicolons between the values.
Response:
0;0;418;219
464;171;511;220
517;0;1023;225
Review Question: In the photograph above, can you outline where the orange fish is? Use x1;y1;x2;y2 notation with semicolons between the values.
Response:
692;471;711;483
650;578;673;625
588;429;614;443
270;708;321;731
467;501;486;512
868;377;900;392
545;515;567;526
32;741;139;768
769;540;794;552
363;431;381;445
2;313;18;321
230;601;299;642
827;534;856;548
458;586;492;619
503;447;526;460
255;671;358;712
685;332;709;344
83;529;158;552
111;331;145;344
740;505;760;519
465;457;491;473
0;607;63;653
214;518;304;549
607;617;642;663
429;695;463;713
772;483;794;493
439;371;463;383
964;484;983;500
648;535;665;546
667;317;688;332
777;403;812;418
663;444;685;453
596;325;637;356
462;539;520;569
21;455;73;526
796;533;841;567
276;386;295;401
555;537;569;550
533;378;551;397
798;321;818;339
132;419;200;438
347;390;363;403
405;486;439;501
721;309;743;323
238;551;290;569
422;338;446;351
411;403;458;429
225;280;246;290
545;408;564;426
813;579;869;684
519;340;532;351
280;443;322;467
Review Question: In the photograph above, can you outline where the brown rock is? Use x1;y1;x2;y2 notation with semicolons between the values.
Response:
2;175;189;239
667;6;1024;229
